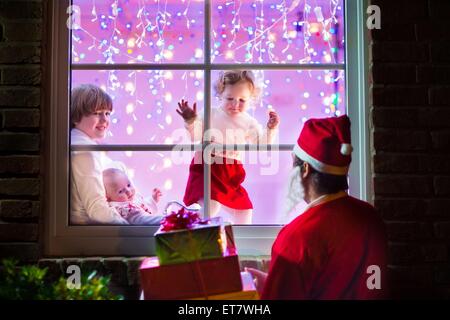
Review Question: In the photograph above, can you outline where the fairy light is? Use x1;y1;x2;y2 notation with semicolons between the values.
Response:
126;103;134;114
225;50;235;60
195;70;203;79
163;158;172;168
127;38;136;48
309;23;320;34
163;71;173;80
164;137;174;144
194;48;203;59
125;82;135;93
163;50;174;60
126;125;134;135
164;92;173;103
164;179;173;191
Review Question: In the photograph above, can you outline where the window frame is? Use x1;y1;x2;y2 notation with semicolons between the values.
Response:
44;0;370;256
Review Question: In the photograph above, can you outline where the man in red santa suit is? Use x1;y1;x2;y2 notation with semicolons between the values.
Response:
247;115;388;299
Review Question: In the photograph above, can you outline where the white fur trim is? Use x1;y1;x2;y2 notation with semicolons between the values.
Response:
293;144;349;175
340;143;353;156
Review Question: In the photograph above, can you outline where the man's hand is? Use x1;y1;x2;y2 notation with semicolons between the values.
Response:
245;267;268;295
176;99;197;122
152;188;163;203
267;111;280;129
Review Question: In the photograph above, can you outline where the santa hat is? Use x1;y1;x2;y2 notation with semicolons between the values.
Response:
293;115;353;176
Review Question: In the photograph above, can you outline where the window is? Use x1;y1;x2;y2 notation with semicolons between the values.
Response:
45;0;370;256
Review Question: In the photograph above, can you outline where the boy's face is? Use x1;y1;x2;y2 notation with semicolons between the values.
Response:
105;172;136;202
75;108;110;141
220;81;252;117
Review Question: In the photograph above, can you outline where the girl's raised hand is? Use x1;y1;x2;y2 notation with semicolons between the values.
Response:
267;110;280;129
176;99;197;122
152;188;163;203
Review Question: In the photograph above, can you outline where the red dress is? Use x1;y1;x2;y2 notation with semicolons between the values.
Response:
262;194;388;299
183;156;253;210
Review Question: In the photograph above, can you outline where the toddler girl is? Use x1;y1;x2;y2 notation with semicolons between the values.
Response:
176;70;280;224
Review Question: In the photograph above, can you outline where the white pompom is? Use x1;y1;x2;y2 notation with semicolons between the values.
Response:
340;143;353;156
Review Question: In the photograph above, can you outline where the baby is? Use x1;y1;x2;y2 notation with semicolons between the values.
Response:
102;168;164;225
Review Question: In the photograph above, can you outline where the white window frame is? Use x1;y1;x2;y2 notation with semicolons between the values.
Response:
44;0;371;256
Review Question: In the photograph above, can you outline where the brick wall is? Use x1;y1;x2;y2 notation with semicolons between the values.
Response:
0;0;449;299
0;0;42;261
371;0;450;298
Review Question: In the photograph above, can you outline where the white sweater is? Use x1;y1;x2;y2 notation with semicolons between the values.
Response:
185;107;277;161
70;129;129;225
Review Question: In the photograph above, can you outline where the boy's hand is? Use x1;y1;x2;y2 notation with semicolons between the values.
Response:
152;188;163;203
176;99;197;122
267;111;280;129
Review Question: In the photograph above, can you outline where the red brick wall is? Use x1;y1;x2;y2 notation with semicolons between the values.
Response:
0;0;43;261
370;0;450;298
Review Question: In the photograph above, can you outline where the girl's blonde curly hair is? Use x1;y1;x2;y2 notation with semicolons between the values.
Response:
214;70;261;100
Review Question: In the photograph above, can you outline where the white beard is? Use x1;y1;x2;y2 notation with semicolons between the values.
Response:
283;166;305;218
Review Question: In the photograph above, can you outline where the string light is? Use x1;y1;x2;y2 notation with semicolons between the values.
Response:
71;1;345;205
211;0;342;65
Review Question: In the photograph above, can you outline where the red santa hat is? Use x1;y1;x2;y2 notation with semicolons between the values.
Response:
293;115;353;176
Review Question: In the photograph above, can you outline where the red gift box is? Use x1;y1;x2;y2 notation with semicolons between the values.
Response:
139;254;242;300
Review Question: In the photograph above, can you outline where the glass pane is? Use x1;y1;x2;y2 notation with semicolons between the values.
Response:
202;150;307;225
211;0;345;64
70;150;194;225
106;151;193;203
72;70;204;145
210;69;346;145
244;151;307;224
71;0;205;64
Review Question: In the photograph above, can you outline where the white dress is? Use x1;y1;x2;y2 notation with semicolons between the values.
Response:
185;107;277;161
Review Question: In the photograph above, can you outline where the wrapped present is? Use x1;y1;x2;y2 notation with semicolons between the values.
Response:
139;254;242;300
154;208;236;265
190;272;259;300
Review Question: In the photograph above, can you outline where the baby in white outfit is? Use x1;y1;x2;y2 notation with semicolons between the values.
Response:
102;168;164;225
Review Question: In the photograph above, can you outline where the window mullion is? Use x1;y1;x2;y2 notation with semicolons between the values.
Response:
70;63;346;71
70;144;295;152
203;0;212;219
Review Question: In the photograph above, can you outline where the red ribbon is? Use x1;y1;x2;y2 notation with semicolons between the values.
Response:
160;208;209;231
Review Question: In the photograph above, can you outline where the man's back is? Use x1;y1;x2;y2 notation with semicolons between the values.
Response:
263;194;388;299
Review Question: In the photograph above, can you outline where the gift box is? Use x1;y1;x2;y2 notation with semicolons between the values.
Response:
190;271;259;300
154;209;236;265
139;254;242;300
